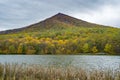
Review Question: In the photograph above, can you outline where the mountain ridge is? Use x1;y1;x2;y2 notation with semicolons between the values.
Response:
0;13;110;34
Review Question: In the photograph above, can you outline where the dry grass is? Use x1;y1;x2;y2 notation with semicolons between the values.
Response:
0;63;120;80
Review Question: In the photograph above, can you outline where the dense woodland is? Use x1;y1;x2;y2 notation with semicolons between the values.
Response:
0;26;120;55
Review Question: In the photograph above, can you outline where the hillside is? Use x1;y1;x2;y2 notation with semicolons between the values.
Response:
0;13;120;55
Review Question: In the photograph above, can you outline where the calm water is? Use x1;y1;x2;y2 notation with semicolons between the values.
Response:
0;55;120;69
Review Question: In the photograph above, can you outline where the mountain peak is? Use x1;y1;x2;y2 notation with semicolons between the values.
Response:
51;13;69;19
48;13;86;26
57;12;64;15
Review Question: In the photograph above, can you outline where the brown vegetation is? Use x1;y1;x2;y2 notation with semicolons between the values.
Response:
0;63;119;80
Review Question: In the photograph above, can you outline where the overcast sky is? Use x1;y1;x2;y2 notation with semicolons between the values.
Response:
0;0;120;31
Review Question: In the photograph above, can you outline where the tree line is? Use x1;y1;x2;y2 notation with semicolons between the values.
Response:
0;27;120;55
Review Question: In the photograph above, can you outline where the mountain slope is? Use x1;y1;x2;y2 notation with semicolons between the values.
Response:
0;13;108;34
0;13;120;55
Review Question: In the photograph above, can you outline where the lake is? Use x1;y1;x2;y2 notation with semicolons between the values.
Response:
0;55;120;70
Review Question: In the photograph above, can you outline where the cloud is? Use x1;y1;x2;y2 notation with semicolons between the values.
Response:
0;0;120;31
71;4;120;27
0;28;5;31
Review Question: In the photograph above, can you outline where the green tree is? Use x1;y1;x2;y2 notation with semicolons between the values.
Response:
104;43;113;54
82;43;89;53
9;45;16;53
92;46;98;53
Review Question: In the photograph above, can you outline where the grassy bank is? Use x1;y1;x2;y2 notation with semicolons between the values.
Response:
0;63;120;80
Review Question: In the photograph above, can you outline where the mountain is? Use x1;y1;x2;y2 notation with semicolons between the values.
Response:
0;13;120;55
0;13;108;34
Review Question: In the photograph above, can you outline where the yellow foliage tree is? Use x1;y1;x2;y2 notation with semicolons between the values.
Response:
92;46;98;53
82;43;89;53
104;43;113;54
17;44;23;54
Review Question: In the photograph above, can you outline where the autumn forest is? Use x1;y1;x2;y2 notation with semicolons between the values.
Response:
0;13;120;55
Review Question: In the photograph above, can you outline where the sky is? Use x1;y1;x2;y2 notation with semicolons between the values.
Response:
0;0;120;31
